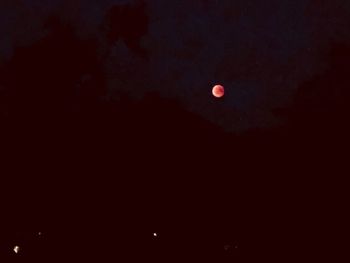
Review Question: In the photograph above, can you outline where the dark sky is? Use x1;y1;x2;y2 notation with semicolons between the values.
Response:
0;1;348;262
1;0;350;131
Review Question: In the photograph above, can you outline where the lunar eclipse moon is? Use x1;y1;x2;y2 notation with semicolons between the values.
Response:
212;85;224;98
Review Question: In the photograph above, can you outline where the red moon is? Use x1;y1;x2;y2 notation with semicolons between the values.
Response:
212;85;224;98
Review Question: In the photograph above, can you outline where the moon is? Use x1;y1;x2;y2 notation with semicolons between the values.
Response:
212;85;224;98
13;246;20;254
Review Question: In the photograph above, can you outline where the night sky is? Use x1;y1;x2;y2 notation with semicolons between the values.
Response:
0;0;348;262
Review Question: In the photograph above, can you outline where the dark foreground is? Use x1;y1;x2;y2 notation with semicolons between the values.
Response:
0;91;347;262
